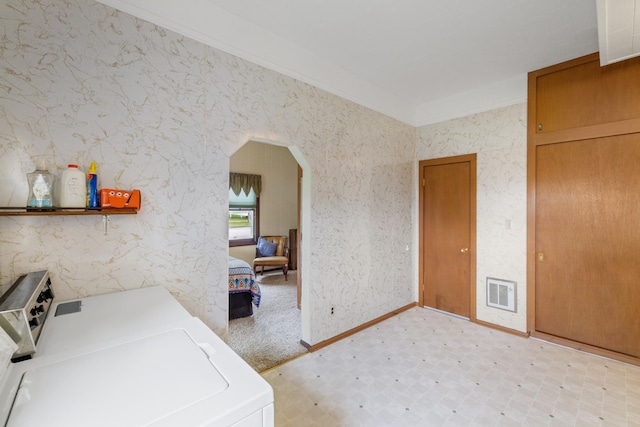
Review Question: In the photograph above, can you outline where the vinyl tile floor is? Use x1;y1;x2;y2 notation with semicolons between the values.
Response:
262;307;640;426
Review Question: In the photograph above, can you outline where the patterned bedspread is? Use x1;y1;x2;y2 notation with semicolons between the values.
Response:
228;256;261;307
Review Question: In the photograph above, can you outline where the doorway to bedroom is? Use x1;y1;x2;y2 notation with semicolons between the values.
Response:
227;140;308;372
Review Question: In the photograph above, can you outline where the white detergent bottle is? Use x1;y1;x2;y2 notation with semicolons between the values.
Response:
59;164;87;208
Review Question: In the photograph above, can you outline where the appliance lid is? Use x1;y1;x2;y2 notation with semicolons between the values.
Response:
36;286;191;356
7;329;229;427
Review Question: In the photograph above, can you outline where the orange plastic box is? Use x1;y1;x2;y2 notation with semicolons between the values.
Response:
100;189;141;210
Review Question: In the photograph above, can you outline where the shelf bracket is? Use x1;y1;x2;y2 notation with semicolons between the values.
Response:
102;214;111;235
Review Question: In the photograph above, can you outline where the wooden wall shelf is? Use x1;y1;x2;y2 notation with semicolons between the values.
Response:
0;207;137;234
0;207;137;217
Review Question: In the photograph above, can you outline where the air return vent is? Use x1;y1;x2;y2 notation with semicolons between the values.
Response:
486;277;516;312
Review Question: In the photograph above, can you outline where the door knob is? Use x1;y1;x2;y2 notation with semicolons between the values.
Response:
460;247;469;253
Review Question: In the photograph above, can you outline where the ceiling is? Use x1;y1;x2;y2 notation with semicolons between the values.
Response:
95;0;630;126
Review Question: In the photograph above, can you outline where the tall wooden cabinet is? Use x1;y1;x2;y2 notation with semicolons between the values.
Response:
528;53;640;365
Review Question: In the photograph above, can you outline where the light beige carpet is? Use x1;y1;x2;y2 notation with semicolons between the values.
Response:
228;271;307;372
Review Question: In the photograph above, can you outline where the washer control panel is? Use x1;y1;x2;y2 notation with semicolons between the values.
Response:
0;270;54;361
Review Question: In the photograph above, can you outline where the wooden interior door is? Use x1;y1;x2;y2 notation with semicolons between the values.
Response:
420;155;476;319
535;135;640;358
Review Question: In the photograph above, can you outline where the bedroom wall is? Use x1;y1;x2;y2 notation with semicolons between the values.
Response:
229;141;298;266
416;104;528;332
0;0;415;343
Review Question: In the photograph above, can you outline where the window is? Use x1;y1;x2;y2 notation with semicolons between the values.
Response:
229;173;261;247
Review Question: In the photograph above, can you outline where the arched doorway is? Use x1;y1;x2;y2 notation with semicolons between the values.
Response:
227;138;311;371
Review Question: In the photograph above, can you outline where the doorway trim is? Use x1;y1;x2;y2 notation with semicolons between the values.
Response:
418;154;477;322
244;137;312;343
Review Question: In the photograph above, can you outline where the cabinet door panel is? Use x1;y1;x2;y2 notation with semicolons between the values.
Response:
535;56;640;133
535;135;640;358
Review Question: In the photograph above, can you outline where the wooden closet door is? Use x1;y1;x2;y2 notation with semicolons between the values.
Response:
535;135;640;357
421;156;475;318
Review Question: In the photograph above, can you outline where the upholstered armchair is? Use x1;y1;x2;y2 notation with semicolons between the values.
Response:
253;236;289;280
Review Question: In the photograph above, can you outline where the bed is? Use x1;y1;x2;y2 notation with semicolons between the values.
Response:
228;256;261;319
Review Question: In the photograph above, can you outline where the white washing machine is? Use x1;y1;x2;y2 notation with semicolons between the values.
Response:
0;272;274;427
36;285;193;356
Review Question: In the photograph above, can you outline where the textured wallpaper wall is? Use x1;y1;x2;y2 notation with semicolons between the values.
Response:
417;104;528;332
0;0;416;342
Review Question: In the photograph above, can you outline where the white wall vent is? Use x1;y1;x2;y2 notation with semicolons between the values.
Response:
486;277;517;312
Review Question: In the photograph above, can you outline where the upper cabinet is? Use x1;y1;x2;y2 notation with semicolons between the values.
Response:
529;53;640;141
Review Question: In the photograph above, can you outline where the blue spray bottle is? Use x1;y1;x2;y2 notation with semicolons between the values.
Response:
87;161;99;208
